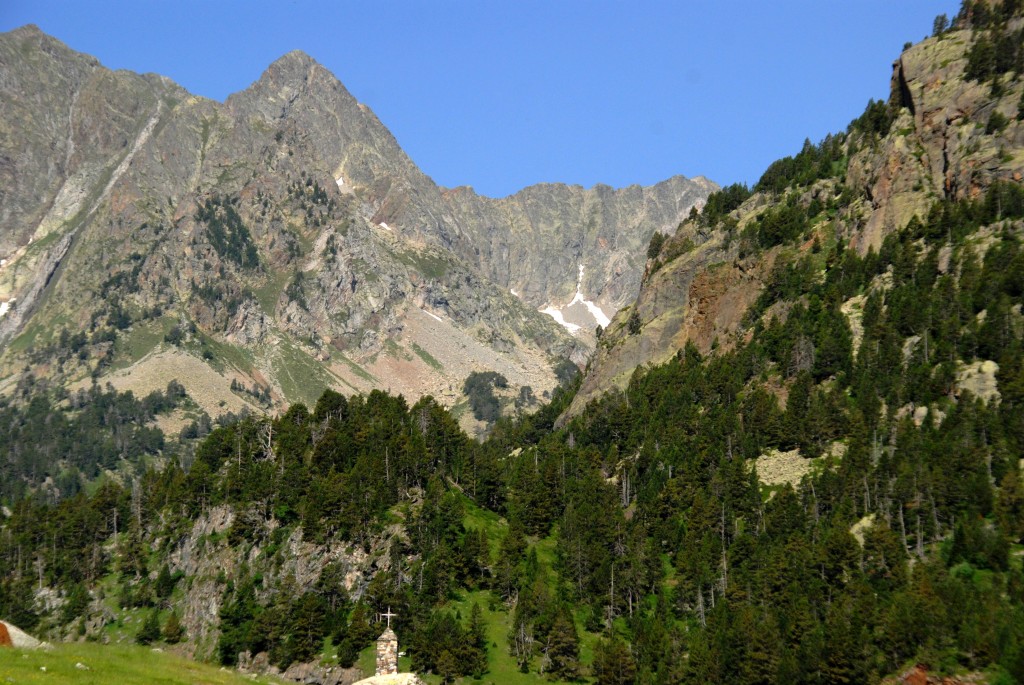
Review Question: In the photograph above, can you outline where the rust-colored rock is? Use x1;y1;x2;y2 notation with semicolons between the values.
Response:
882;663;987;685
0;621;12;647
902;664;929;685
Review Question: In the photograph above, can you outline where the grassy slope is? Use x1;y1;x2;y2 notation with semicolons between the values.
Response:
433;498;601;684
0;643;285;685
347;496;603;684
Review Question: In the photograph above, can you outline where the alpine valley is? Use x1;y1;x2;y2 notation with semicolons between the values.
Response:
2;3;1024;685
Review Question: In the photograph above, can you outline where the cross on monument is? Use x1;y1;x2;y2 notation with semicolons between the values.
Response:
375;606;400;676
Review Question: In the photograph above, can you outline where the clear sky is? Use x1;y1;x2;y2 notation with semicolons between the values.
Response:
2;1;960;198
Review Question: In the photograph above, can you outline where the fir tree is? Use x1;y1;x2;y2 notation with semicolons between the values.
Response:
593;635;637;685
136;609;161;646
163;610;185;644
996;463;1024;542
544;614;580;680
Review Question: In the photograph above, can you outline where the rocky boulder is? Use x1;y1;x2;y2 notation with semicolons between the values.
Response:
351;674;425;685
0;620;42;649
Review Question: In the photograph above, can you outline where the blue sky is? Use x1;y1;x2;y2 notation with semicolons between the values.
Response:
2;1;960;198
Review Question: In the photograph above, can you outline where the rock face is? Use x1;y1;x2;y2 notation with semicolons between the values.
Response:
569;226;764;414
434;176;715;334
0;25;714;414
239;651;364;685
848;23;1023;254
881;663;988;685
351;674;425;685
567;21;1024;419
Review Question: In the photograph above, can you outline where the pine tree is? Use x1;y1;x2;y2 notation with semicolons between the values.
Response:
155;563;176;601
163;610;185;644
465;603;489;677
593;635;637;685
136;609;161;645
436;649;458;684
627;310;642;335
494;524;526;601
217;577;259;666
863;524;909;592
996;464;1024;543
282;592;326;667
544;614;580;680
737;607;782;685
822;599;865;684
119;524;148;579
965;33;996;81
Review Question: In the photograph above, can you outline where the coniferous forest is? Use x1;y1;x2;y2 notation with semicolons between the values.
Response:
3;2;1024;684
2;174;1023;681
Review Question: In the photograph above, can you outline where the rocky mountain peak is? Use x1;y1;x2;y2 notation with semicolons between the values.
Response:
258;49;345;96
227;49;359;121
7;23;44;40
3;24;98;68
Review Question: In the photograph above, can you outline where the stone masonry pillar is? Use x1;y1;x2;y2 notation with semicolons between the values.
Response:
375;627;398;675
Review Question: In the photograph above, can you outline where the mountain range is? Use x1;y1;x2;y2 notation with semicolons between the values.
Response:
0;24;714;429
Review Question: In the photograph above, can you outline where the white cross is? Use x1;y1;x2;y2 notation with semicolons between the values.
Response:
381;606;398;629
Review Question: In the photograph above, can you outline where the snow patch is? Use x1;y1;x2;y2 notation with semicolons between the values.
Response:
567;264;612;327
541;306;582;334
378;222;392;231
510;288;520;298
422;309;444;323
335;175;345;188
540;263;611;333
572;294;611;328
0;301;8;319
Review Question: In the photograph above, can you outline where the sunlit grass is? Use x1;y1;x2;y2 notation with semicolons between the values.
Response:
0;642;287;685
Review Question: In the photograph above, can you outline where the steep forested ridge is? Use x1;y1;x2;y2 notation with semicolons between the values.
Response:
3;3;1024;684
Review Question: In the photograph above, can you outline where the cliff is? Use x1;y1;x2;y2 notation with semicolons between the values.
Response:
567;16;1024;417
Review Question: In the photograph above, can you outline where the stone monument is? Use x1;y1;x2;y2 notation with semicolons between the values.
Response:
375;608;398;676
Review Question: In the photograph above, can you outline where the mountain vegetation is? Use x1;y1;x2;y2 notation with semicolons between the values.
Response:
0;380;185;502
2;2;1024;685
